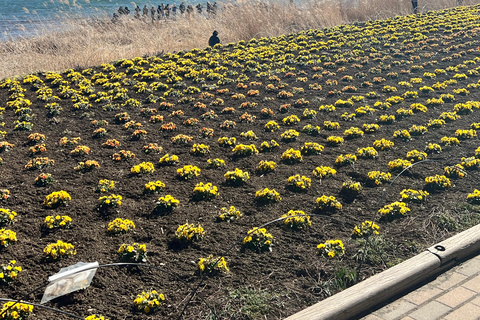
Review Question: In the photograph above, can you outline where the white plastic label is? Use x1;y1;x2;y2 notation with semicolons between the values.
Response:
41;261;99;304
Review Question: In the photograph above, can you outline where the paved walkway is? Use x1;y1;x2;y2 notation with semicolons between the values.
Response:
361;253;480;320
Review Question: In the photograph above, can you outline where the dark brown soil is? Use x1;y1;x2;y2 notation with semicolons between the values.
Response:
1;7;480;320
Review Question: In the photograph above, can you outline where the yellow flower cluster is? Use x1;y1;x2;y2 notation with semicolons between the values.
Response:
133;290;165;314
440;136;460;146
206;158;225;168
98;194;123;211
286;175;311;191
224;168;250;185
96;179;115;193
193;182;218;200
130;162;155;174
259;140;279;152
400;189;429;203
425;143;442;154
0;260;22;284
257;160;276;174
240;130;258;140
144;180;165;194
455;129;477;140
198;255;229;275
0;301;33;320
0;208;16;225
218;206;242;222
393;129;411;141
118;243;147;262
232;144;259;157
405;150;428;163
155;195;179;214
255;188;281;203
44;240;76;261
312;166;336;179
177;165;201;179
301;142;324;155
367;171;391;186
317;239;344;259
264;121;280;132
44;191;71;208
316;195;342;213
282;210;311;229
243;227;273;252
378;202;410;219
344;127;364;139
461;157;480;169
444;164;467;179
357;147;378;159
85;315;109;320
190;143;210;155
158;154;179;165
44;215;72;229
388;159;412;172
352;221;380;239
218;136;236;147
335;154;357;167
424;175;451;191
467;189;480;204
175;223;204;243
107;218;135;234
281;148;303;164
282;115;300;126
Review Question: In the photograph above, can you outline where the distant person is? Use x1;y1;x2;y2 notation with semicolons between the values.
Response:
134;5;141;18
118;6;125;15
171;4;177;17
143;5;149;17
209;30;220;47
165;4;170;18
186;4;194;17
196;3;203;14
124;6;130;15
411;0;418;14
151;6;156;22
179;2;186;14
112;12;119;22
212;2;218;14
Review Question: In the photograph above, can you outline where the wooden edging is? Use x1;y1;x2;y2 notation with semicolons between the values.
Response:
285;223;480;320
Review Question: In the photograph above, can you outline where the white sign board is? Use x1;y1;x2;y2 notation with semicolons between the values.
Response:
41;261;99;304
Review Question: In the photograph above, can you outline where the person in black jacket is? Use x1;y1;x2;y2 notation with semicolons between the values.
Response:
411;0;418;14
209;30;220;47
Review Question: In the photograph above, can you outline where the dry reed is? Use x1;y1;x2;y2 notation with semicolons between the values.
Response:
0;0;478;79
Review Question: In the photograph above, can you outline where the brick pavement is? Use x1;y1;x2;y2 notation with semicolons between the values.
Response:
361;253;480;320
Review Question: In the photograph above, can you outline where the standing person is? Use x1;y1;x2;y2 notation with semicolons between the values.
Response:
118;6;125;15
179;2;186;14
165;4;170;18
212;2;217;15
208;30;220;47
186;4;194;17
158;5;164;20
124;6;130;15
134;5;141;18
196;3;203;14
411;0;418;14
171;4;177;18
151;6;156;22
143;5;148;17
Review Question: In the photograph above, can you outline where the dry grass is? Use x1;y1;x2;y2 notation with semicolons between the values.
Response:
1;0;478;79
